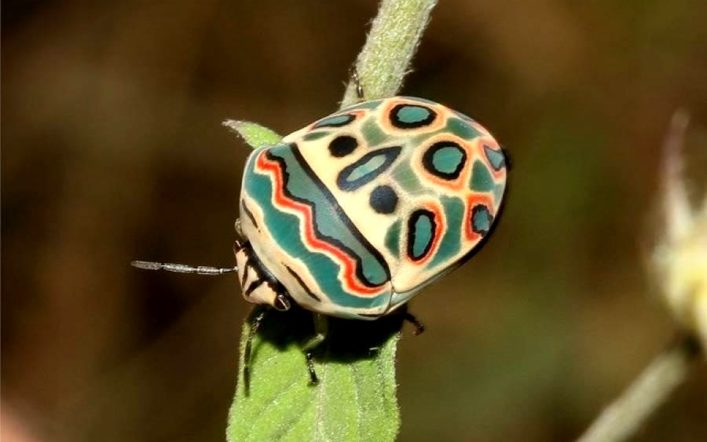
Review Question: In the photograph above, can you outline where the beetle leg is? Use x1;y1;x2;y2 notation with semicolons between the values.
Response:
243;308;268;396
303;313;329;385
349;66;365;101
234;218;245;240
403;311;425;335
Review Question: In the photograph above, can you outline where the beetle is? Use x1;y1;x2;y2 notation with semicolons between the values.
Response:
133;93;507;386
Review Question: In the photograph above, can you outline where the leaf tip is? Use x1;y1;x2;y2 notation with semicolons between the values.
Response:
223;119;282;149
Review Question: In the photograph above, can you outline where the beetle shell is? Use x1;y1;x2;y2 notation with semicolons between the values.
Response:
238;97;507;319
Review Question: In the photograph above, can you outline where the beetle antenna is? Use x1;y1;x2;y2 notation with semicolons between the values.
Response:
131;260;237;276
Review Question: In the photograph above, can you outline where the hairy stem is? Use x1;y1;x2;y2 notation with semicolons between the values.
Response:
341;0;438;107
577;333;702;442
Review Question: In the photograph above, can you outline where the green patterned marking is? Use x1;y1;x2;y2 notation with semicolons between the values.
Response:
493;183;505;203
244;146;390;309
384;220;401;256
430;196;463;267
470;160;495;192
362;118;389;145
393;165;425;194
340;99;383;111
454;110;474;121
270;146;388;286
446;117;481;140
303;131;329;141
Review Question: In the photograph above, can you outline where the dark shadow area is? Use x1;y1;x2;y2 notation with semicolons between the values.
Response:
251;304;409;363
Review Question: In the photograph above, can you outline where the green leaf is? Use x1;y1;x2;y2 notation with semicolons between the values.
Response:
223;120;282;149
227;308;402;442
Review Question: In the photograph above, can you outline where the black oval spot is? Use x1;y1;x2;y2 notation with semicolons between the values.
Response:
390;104;437;129
329;135;358;157
407;209;436;261
369;185;398;214
422;141;467;180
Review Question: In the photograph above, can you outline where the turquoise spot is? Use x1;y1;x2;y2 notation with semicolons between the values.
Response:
347;156;386;182
337;147;401;191
471;205;492;234
413;216;433;257
408;210;435;260
423;142;467;180
397;105;431;124
483;144;506;170
313;114;354;128
470;160;494;192
432;146;465;174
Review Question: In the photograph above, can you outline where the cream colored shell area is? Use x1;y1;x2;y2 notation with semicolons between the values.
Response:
282;99;505;296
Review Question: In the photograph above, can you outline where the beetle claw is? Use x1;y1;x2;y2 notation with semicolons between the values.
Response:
403;312;426;336
305;351;319;385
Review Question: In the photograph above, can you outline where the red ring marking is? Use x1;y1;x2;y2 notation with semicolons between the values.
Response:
464;193;496;242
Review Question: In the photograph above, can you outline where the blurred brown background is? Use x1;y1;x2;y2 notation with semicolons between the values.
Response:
3;0;707;441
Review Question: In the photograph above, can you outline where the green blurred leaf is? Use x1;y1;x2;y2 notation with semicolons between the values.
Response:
223;120;282;149
227;308;402;442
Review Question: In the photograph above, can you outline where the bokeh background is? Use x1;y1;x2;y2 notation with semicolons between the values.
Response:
3;0;707;441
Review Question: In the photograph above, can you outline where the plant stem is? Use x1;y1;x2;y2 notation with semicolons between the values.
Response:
577;333;702;442
341;0;438;107
228;1;439;440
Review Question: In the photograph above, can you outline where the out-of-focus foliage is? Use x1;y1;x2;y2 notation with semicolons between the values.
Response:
2;1;706;441
653;112;707;349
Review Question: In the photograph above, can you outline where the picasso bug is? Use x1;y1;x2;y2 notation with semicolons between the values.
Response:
133;95;507;385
